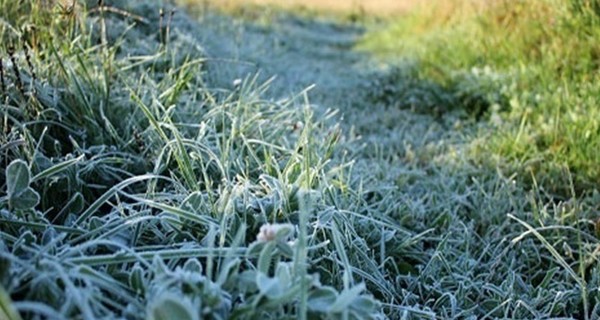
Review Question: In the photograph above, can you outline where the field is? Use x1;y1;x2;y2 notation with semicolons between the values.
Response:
1;0;599;319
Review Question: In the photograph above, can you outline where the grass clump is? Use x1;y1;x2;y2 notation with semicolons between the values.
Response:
0;1;387;319
360;0;600;195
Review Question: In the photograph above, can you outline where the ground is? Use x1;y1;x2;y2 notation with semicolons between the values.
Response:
1;0;599;319
189;0;420;16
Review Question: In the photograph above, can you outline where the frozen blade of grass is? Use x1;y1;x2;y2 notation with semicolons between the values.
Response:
158;59;203;105
129;88;198;189
164;122;199;190
344;247;396;299
119;192;217;227
76;265;141;308
382;303;437;319
0;140;26;153
0;219;84;235
128;87;169;142
68;213;156;244
508;214;582;285
243;139;293;154
336;208;416;237
66;247;247;266
0;232;18;243
74;174;162;226
42;260;96;319
0;285;22;320
328;257;394;300
330;218;353;289
55;51;94;122
13;302;62;320
31;154;85;182
480;299;513;320
512;225;598;243
508;213;589;320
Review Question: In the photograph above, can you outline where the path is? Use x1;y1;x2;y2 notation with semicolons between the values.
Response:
184;12;460;161
190;0;420;16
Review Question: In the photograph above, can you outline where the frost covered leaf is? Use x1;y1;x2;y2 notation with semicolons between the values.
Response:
5;160;40;210
148;294;198;320
257;242;276;274
350;296;380;318
216;258;240;286
9;188;40;210
329;283;366;313
274;263;292;288
183;258;203;274
129;264;146;295
275;240;294;257
307;286;338;313
257;273;283;299
6;160;30;197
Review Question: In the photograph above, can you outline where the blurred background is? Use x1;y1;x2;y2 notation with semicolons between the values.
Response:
178;0;439;16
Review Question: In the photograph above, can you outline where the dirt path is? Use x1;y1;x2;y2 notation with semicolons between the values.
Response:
185;12;464;198
194;14;369;104
193;0;420;16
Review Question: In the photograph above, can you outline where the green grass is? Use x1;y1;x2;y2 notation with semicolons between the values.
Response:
359;0;600;195
1;0;600;319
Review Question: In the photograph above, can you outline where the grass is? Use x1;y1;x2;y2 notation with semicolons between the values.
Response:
0;0;599;319
359;0;600;195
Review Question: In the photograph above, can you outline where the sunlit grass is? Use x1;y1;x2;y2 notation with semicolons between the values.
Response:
360;0;600;194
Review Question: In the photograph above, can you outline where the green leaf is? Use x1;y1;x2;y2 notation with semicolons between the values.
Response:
148;293;198;320
307;286;338;313
9;188;40;210
6;160;30;197
129;264;145;295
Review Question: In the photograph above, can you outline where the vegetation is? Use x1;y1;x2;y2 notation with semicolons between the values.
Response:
0;0;599;319
360;0;600;194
